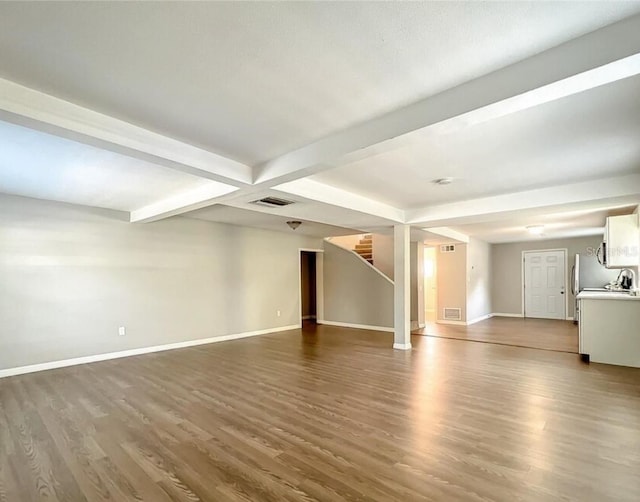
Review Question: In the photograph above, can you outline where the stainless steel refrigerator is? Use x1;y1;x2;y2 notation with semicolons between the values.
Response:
571;253;620;323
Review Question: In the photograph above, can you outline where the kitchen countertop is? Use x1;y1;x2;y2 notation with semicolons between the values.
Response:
577;291;640;301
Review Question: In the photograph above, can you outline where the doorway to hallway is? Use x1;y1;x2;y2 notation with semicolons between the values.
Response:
423;246;437;323
300;250;323;327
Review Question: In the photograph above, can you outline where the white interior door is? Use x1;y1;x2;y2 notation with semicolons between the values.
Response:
524;250;566;320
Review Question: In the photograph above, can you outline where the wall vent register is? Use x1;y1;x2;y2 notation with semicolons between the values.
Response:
443;308;462;321
440;244;456;253
250;197;295;208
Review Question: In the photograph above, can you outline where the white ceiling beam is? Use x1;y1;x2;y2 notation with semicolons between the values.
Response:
408;174;640;227
254;15;640;185
0;78;253;187
422;227;470;244
273;178;405;223
130;183;239;223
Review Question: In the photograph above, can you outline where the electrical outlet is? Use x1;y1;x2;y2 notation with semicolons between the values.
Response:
118;326;126;336
276;310;281;317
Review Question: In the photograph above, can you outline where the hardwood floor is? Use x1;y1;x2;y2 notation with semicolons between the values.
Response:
1;323;639;501
416;317;579;353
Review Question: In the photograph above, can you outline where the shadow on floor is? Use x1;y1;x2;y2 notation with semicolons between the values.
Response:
414;316;579;353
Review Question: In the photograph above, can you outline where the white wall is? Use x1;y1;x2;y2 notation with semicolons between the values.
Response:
410;241;425;329
424;247;437;318
322;240;393;328
437;244;468;322
0;194;321;370
372;234;394;280
491;235;603;318
466;237;492;322
327;234;363;251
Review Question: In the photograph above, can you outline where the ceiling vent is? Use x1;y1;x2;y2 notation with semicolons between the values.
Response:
250;196;295;208
443;308;462;321
440;244;456;253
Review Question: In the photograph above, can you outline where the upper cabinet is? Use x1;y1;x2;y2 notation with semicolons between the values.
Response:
604;214;640;268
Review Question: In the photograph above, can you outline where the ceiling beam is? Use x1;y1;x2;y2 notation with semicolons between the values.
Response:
422;227;470;244
3;15;640;228
254;14;640;185
273;178;405;223
408;174;640;227
130;184;239;223
0;78;253;188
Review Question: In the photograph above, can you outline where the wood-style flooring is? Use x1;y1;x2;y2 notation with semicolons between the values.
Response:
1;322;639;501
416;317;579;353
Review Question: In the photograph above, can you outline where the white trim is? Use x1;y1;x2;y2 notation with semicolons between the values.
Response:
492;312;525;318
393;343;412;350
323;239;394;284
436;319;467;326
436;314;494;326
317;320;394;333
522;248;569;320
0;325;299;379
466;314;493;325
566;316;574;321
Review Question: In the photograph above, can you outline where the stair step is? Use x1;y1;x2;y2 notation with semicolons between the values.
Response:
357;253;373;259
359;238;372;244
363;234;372;239
355;244;372;250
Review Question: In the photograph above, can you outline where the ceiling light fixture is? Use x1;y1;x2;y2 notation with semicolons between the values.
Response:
526;225;545;235
286;220;302;230
432;177;454;186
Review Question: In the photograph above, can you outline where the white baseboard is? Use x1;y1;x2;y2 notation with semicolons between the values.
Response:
436;314;493;326
393;343;412;350
317;320;394;333
0;324;299;379
566;316;574;321
436;319;467;326
492;312;524;318
466;314;493;326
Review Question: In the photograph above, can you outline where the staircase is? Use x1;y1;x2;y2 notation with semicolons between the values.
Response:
353;234;373;264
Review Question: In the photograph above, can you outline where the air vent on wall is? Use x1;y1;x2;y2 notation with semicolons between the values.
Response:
443;308;462;321
250;196;295;208
440;244;456;253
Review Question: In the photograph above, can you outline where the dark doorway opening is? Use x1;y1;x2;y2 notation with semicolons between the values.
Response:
300;251;317;327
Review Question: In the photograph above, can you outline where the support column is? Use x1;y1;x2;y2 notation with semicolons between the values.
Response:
394;224;412;350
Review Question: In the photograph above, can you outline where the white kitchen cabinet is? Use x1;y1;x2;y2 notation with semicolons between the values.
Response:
578;292;640;368
604;214;639;268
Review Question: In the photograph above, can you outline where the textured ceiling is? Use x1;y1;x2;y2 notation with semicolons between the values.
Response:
0;3;639;240
449;206;637;244
312;74;640;208
0;121;225;212
1;2;639;164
